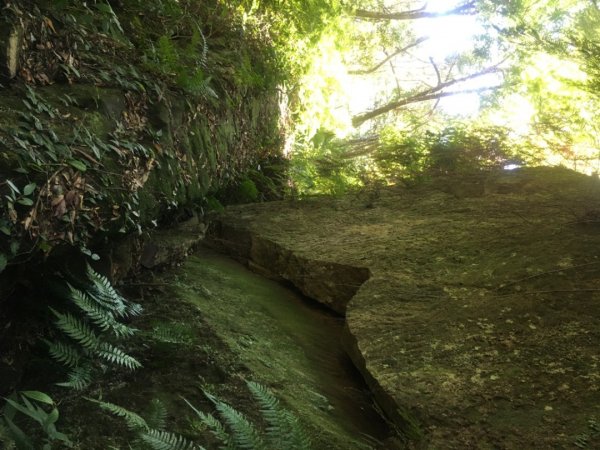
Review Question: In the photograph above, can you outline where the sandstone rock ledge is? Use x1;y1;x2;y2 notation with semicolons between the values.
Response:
208;167;600;449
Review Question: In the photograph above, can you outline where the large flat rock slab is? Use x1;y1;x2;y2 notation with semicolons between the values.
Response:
208;168;600;448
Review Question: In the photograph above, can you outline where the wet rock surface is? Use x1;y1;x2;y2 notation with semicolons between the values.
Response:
208;167;600;448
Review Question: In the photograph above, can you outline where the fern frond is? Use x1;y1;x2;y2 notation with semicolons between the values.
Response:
146;399;168;430
275;410;311;450
181;71;217;98
69;286;137;338
57;365;92;390
95;343;142;370
182;397;232;447
157;35;178;69
246;381;281;433
150;326;191;345
193;24;208;67
126;302;144;317
204;391;265;450
87;398;148;431
45;340;81;368
85;265;142;318
50;308;100;351
246;382;310;450
140;429;201;450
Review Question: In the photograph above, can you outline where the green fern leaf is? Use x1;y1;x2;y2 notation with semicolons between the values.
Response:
246;381;281;431
157;35;178;70
69;286;137;338
87;398;148;431
188;24;208;68
180;71;217;98
50;308;100;351
150;326;191;345
126;302;143;317
45;340;81;368
276;410;311;450
95;342;142;370
204;391;265;450
57;365;92;390
140;429;201;450
182;397;232;447
146;399;168;430
85;265;142;318
246;382;310;450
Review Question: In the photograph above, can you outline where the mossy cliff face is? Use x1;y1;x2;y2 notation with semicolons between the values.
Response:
0;0;283;291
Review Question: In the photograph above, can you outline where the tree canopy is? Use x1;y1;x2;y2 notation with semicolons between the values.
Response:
283;0;600;194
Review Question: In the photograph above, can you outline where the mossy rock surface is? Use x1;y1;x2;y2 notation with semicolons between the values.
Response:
209;167;600;448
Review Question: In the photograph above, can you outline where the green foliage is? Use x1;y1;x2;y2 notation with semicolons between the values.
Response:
289;129;365;196
0;0;287;273
146;27;216;98
203;196;225;213
92;381;308;450
45;339;81;368
236;178;260;203
0;391;73;449
89;398;202;450
575;416;600;448
245;381;311;450
87;398;149;431
149;323;194;345
140;429;200;450
202;392;264;449
187;380;311;450
85;266;143;319
56;365;93;391
373;124;529;181
48;265;142;390
51;308;102;351
146;399;168;430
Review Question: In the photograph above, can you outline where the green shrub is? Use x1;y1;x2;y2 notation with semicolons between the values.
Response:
46;265;142;390
0;391;73;449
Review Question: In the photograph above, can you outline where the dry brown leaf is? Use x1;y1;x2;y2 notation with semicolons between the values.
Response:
51;194;64;207
53;198;67;217
65;190;81;209
8;206;17;224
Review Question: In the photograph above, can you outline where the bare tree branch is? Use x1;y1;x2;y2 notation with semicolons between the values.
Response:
349;37;429;75
354;1;477;21
352;65;503;127
429;57;442;86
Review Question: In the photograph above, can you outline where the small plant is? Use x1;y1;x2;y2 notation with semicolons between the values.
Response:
149;323;194;345
92;381;310;449
147;24;216;98
188;381;311;450
46;265;142;390
0;390;73;449
574;416;600;448
89;397;202;450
